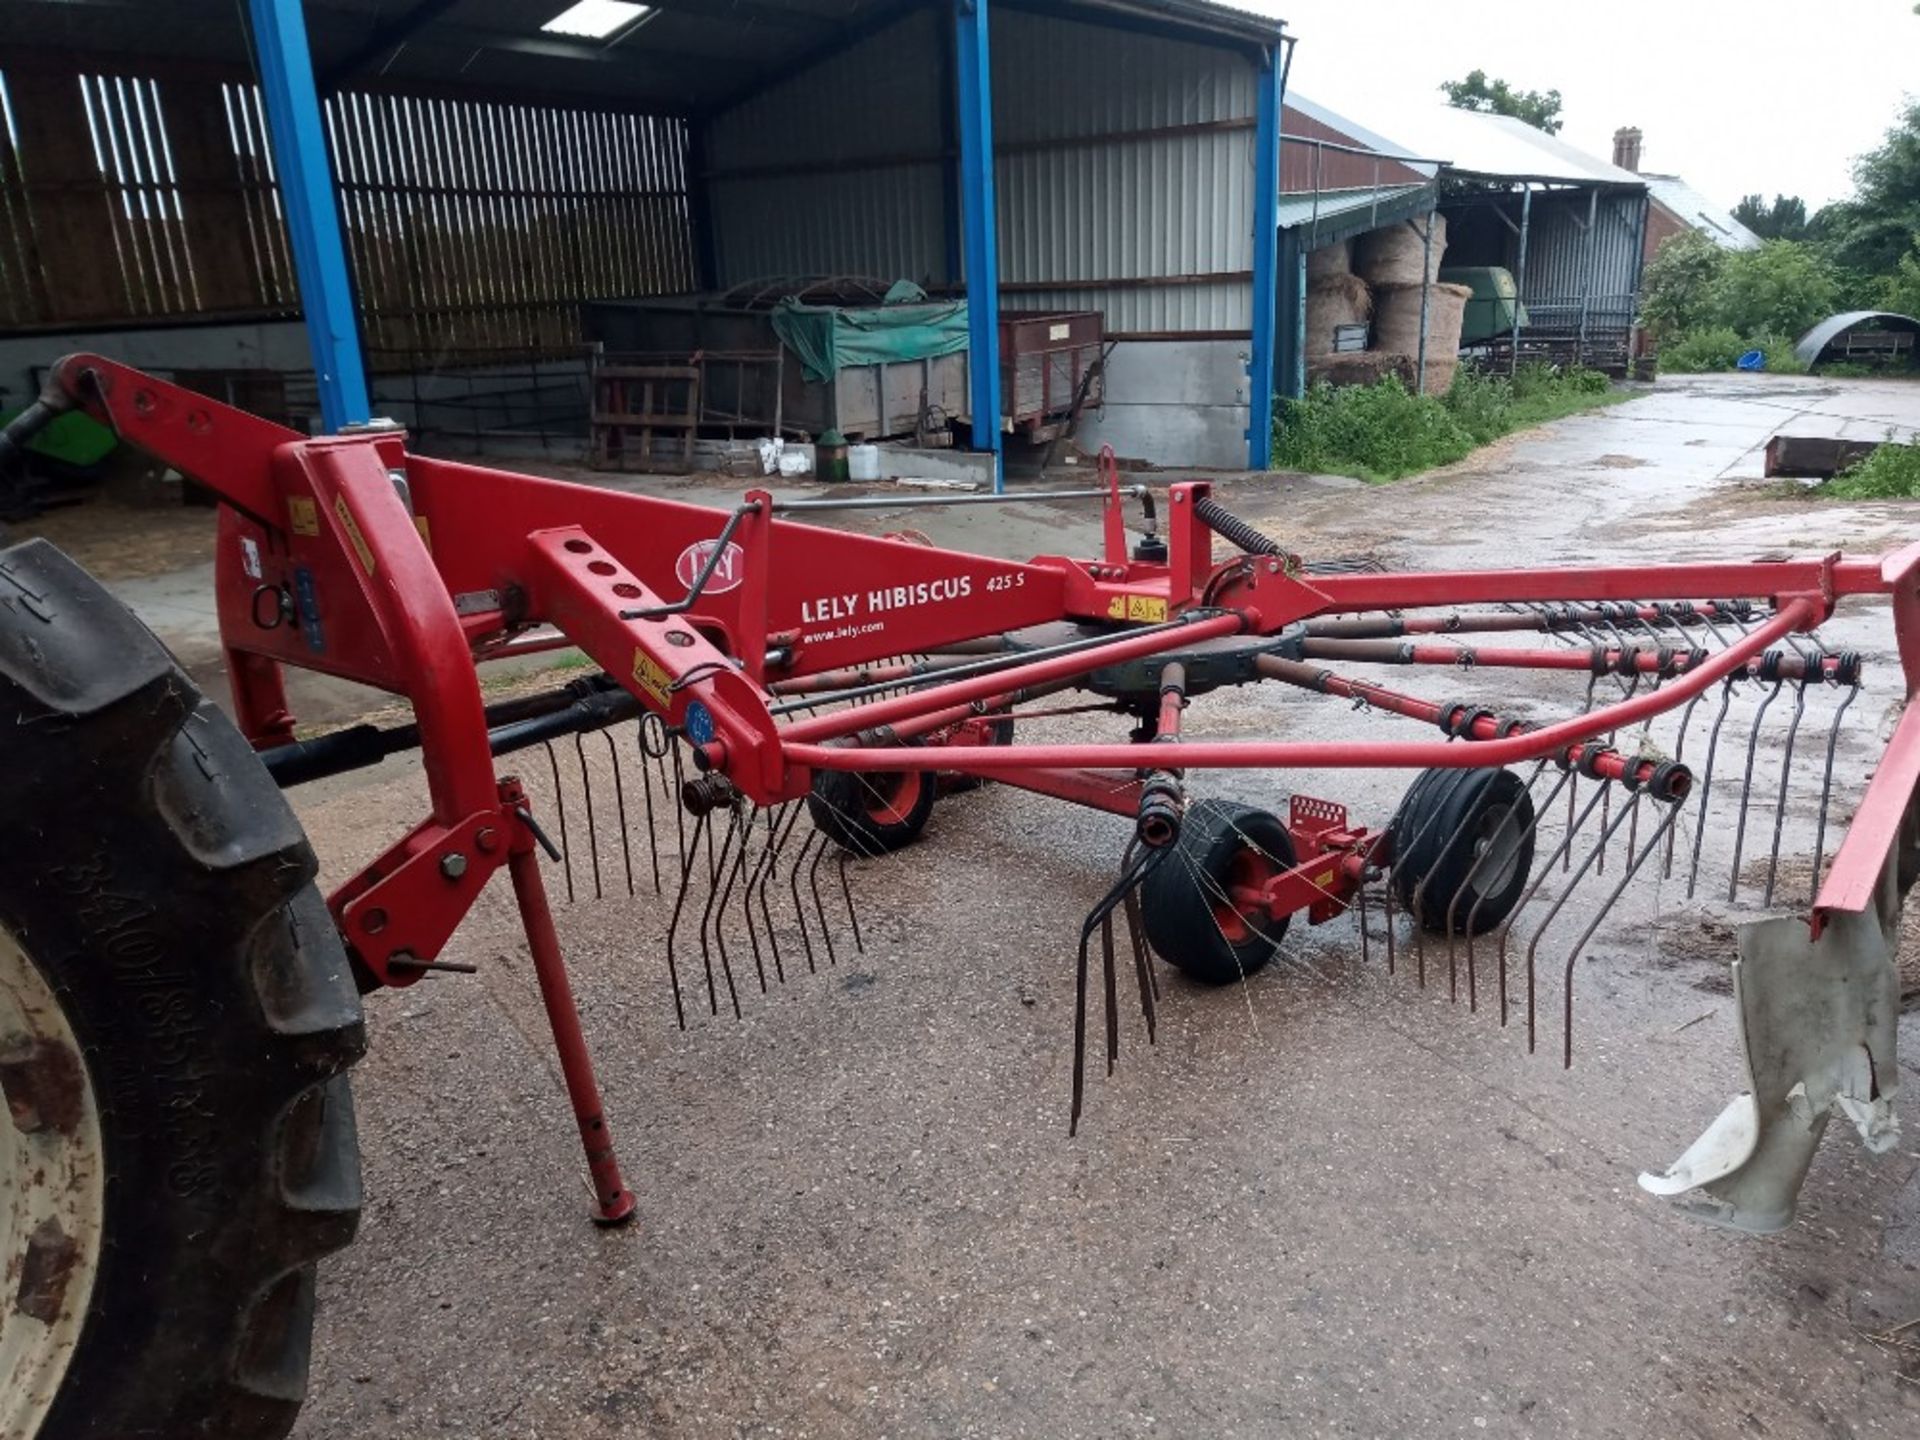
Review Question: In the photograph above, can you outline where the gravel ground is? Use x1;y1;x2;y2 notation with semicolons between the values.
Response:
249;374;1920;1438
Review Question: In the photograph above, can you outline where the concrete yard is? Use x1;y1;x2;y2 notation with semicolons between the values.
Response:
76;374;1920;1436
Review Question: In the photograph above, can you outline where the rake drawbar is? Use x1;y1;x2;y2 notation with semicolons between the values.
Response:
18;353;1919;1236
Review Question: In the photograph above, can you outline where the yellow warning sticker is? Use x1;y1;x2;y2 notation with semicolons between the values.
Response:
334;496;376;576
632;649;673;708
1107;595;1127;620
1315;870;1335;890
288;495;319;536
1126;593;1169;623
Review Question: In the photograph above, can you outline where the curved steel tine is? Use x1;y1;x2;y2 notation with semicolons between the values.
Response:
669;736;690;871
808;833;839;967
1447;760;1552;1013
1595;671;1644;877
716;804;766;996
1471;765;1576;1027
701;804;744;1018
787;829;820;974
837;847;866;955
1559;799;1680;1067
1728;678;1784;903
1401;768;1482;989
542;740;575;903
634;721;663;893
1686;679;1736;899
1762;679;1809;907
1662;690;1706;878
1118;840;1158;1039
1808;682;1861;905
753;805;795;984
573;733;603;902
1523;789;1642;1055
1498;780;1613;1053
662;808;710;1030
1071;845;1165;1136
1410;771;1502;1003
1102;912;1120;1075
600;730;635;897
1569;673;1602;871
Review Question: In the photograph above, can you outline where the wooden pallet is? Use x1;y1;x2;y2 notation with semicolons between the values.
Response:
591;363;700;471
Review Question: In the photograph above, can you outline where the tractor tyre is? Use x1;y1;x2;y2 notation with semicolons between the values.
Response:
808;739;938;855
0;538;365;1440
1140;799;1296;985
1390;766;1535;934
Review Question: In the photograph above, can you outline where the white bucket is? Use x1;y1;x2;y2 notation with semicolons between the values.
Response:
848;444;883;482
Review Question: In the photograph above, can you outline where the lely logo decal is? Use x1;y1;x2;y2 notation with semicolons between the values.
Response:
674;539;746;596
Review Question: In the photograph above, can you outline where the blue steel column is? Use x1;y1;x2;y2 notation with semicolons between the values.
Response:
953;0;1003;489
1245;43;1284;469
247;0;370;431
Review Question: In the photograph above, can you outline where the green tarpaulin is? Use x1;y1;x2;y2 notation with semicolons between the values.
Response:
769;289;970;384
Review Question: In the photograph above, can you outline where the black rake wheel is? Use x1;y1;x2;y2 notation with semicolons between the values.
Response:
1390;767;1536;935
808;740;939;855
1141;799;1297;985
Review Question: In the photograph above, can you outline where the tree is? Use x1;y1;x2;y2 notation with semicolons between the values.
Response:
1731;193;1808;242
1639;230;1726;341
1439;70;1563;135
1710;241;1842;341
1819;100;1920;274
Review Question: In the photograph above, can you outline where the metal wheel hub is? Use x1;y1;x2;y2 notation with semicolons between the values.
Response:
0;923;104;1438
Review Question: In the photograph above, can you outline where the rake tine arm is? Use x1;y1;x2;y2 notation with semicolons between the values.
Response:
1728;680;1784;903
1808;683;1861;906
1522;791;1644;1054
1560;800;1683;1067
573;733;603;902
1762;681;1809;908
600;730;635;897
542;740;575;903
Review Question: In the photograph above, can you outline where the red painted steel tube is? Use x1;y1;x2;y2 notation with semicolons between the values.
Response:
1302;601;1756;639
785;598;1814;777
505;803;636;1226
1254;655;1678;792
778;611;1244;744
1308;559;1876;610
1814;698;1920;921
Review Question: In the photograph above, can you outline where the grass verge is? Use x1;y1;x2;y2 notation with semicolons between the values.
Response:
1825;439;1920;499
1272;363;1630;483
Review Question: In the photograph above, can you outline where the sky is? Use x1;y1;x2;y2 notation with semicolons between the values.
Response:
1232;0;1918;211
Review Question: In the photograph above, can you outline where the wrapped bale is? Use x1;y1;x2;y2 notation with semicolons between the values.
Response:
1304;274;1373;356
1305;238;1352;281
1371;281;1472;361
1354;214;1447;287
1306;351;1415;390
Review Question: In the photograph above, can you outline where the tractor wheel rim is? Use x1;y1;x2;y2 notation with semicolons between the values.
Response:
860;771;922;828
1209;846;1278;946
1471;802;1526;894
0;922;105;1438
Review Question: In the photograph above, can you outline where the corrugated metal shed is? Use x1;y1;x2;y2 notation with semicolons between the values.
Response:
705;9;948;286
992;7;1260;335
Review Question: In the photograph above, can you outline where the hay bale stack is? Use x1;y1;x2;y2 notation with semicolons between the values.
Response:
1305;238;1352;281
1354;214;1447;287
1306;351;1415;390
1370;281;1472;361
1414;356;1459;396
1304;274;1372;356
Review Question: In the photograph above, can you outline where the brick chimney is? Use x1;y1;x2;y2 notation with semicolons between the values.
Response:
1612;126;1643;173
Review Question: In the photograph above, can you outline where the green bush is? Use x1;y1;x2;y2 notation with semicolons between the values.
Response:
1826;440;1920;499
1710;240;1842;340
1272;377;1475;482
1660;327;1747;372
1641;231;1727;341
1272;365;1620;481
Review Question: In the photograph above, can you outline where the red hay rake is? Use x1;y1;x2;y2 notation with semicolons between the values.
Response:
7;355;1915;1237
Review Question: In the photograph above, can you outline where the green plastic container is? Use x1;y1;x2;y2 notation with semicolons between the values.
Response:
1439;267;1528;345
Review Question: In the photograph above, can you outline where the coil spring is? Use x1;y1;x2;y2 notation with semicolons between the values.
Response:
1193;496;1284;559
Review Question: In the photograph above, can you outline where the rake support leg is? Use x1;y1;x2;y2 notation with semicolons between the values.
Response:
505;780;638;1227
